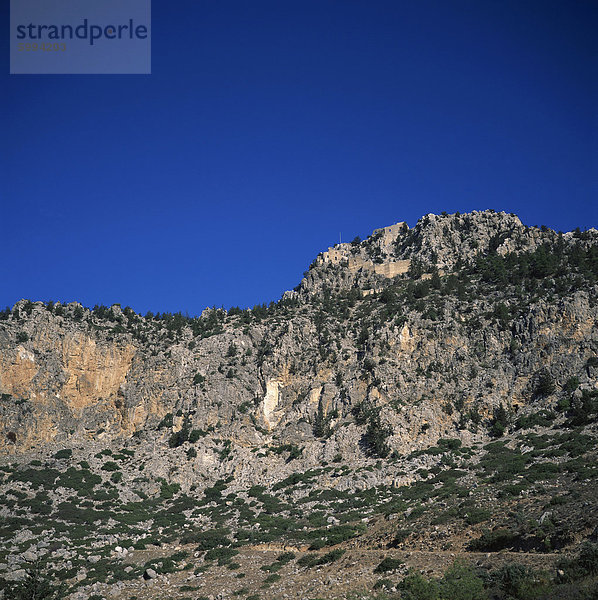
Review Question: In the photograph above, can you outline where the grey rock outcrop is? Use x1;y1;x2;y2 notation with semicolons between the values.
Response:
0;210;595;493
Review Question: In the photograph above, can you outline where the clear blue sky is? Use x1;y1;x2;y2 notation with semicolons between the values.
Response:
1;0;596;315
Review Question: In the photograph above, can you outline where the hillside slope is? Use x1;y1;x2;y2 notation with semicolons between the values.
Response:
0;210;597;600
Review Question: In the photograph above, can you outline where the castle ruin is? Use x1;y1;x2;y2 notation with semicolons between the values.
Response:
317;221;411;279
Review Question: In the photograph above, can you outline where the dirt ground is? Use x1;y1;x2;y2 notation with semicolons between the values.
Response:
109;544;565;600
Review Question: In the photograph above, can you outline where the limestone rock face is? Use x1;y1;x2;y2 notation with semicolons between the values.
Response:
395;211;528;268
0;210;596;487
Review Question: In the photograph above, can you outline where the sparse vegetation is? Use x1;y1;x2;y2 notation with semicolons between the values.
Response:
0;214;596;600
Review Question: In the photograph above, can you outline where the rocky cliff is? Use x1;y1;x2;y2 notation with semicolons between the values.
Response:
0;210;597;600
1;211;596;463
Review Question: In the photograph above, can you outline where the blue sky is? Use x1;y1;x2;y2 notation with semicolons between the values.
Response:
1;0;596;315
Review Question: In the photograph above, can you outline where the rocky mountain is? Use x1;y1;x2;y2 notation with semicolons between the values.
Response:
0;210;597;600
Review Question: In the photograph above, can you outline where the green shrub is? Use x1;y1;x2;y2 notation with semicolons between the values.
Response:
515;410;555;430
308;538;325;551
463;507;491;525
440;560;486;600
276;552;295;563
534;370;555;398
375;556;403;573
3;562;66;599
389;529;411;547
468;529;520;552
57;467;101;495
437;438;462;451
558;542;598;582
158;413;174;429
190;528;231;550
23;492;52;515
313;399;333;438
559;432;594;458
297;549;345;568
498;483;526;498
364;411;393;458
524;461;561;482
352;400;377;425
159;481;181;499
188;429;205;443
373;578;393;590
477;442;529;481
399;560;486;600
53;449;72;460
203;479;229;501
488;563;539;599
399;570;440;599
567;390;598;426
556;397;571;412
168;429;188;448
563;377;580;393
319;548;345;564
11;468;60;489
489;404;508;438
303;524;364;547
101;461;119;472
